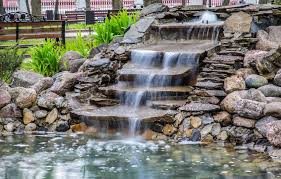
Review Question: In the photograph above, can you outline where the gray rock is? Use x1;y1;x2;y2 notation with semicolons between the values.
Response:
274;69;281;86
221;90;265;119
15;88;37;109
256;30;279;51
245;74;268;88
211;123;221;136
55;121;70;132
213;111;232;126
244;88;267;102
64;58;86;73
37;91;64;109
264;102;281;117
12;70;43;88
224;11;252;33
191;129;201;142
0;103;22;118
140;3;168;17
256;48;281;79
24;123;37;132
4;122;15;132
35;110;48;119
200;124;213;138
50;72;82;95
60;51;83;69
123;17;155;43
179;102;220;112
266;97;281;103
233;116;256;128
255;116;278;137
266;121;281;147
0;89;11;108
258;84;281;97
32;77;54;94
244;50;268;68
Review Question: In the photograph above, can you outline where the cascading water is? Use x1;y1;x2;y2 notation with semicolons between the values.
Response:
71;12;223;138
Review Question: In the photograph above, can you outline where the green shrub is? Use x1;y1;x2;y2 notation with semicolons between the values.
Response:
65;32;93;57
0;47;23;83
22;40;62;77
93;10;139;46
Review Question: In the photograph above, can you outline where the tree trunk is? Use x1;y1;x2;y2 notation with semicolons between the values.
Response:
85;0;91;10
31;0;41;16
0;0;5;14
112;0;123;10
144;0;162;6
54;0;59;20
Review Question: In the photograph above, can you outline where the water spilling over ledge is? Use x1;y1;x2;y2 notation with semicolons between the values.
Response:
71;23;222;136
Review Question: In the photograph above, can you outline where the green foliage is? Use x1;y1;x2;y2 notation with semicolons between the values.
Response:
93;10;139;46
66;23;95;30
64;32;93;57
22;40;61;77
0;47;23;83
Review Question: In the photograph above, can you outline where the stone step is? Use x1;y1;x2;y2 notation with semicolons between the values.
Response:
118;63;194;86
195;81;224;90
70;105;175;125
199;72;228;79
202;68;235;75
204;55;244;65
147;100;186;110
99;84;193;101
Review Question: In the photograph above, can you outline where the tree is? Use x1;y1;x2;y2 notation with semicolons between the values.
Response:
0;0;4;14
26;0;31;14
31;0;41;16
112;0;123;10
144;0;161;6
85;0;91;10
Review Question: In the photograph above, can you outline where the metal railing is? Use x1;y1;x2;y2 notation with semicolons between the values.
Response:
2;0;238;14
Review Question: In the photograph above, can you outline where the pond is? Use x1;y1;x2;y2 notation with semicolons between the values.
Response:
0;134;281;179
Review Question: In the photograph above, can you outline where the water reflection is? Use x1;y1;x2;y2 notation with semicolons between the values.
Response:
0;134;281;179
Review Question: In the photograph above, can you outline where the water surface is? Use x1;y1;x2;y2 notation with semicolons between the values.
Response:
0;134;281;179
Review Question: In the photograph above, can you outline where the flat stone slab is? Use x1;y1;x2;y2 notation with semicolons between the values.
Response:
118;63;193;84
147;100;186;110
99;84;193;99
133;41;219;54
179;102;220;112
71;105;174;124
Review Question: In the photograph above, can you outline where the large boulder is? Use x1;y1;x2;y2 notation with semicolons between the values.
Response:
50;72;82;95
274;69;281;87
140;3;168;17
9;87;37;109
221;90;265;119
224;11;252;33
12;71;44;88
255;116;278;137
37;91;64;109
233;116;256;129
243;50;268;68
245;74;268;88
123;17;155;44
256;26;281;51
264;102;281;117
31;77;54;94
60;51;83;70
255;48;281;79
258;84;281;97
0;103;22;118
224;75;245;93
267;121;281;147
0;89;11;108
